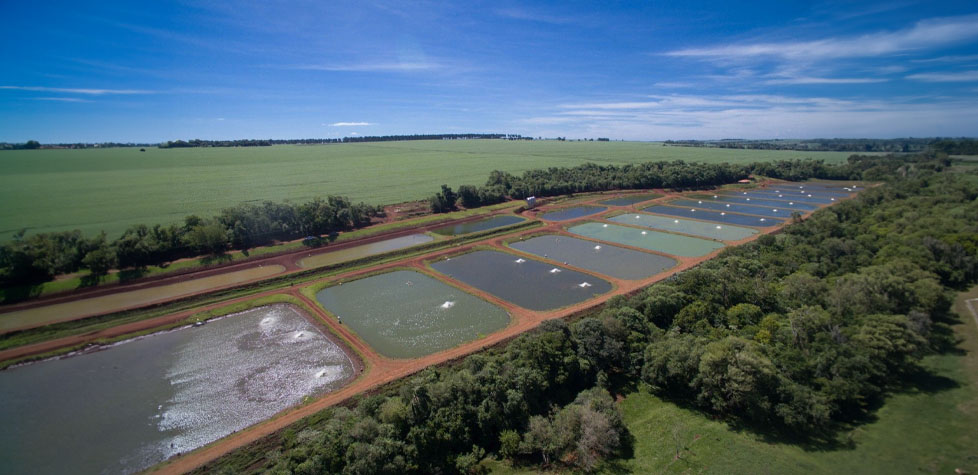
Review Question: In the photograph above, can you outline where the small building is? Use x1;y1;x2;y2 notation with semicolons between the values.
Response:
526;196;537;209
738;179;752;184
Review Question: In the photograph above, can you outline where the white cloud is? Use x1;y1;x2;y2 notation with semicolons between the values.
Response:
906;70;978;82
665;14;978;61
330;122;372;126
495;8;574;24
33;97;93;103
0;85;155;95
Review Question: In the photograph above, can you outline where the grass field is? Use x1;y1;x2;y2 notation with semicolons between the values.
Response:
0;140;857;240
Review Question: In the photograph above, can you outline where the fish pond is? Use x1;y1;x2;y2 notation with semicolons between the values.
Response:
315;270;509;358
597;193;661;207
509;235;676;280
642;205;783;227
718;190;834;204
567;222;725;257
608;213;757;241
430;250;612;311
0;304;355;475
538;205;607;221
298;234;433;269
431;215;525;236
694;194;818;210
669;199;798;218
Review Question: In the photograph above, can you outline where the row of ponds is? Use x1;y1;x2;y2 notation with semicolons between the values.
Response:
0;183;860;474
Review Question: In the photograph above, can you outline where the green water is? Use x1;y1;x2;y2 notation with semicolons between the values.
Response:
509;235;676;280
0;304;354;475
315;270;509;358
431;215;526;236
298;234;433;269
430;250;612;311
608;213;757;241
567;222;725;257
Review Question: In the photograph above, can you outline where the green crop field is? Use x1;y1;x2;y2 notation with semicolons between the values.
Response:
0;140;856;241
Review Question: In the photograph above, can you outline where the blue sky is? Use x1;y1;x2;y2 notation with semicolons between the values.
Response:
1;0;977;142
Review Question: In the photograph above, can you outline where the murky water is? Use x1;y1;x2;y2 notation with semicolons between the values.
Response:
315;270;509;359
642;205;784;227
608;213;757;241
717;190;834;204
509;235;676;280
431;215;526;236
0;304;355;475
297;234;433;269
430;250;612;311
598;194;660;206
0;265;286;332
567;222;725;257
694;194;818;210
539;205;607;221
669;199;798;218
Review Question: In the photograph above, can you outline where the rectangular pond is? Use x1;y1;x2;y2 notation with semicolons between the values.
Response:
298;233;433;269
509;234;677;280
694;193;818;210
567;222;725;257
643;205;783;227
539;205;607;221
717;190;834;204
430;250;612;311
598;193;661;207
315;270;509;359
0;304;355;475
0;265;286;332
747;187;850;199
608;213;757;241
669;199;799;219
431;215;526;236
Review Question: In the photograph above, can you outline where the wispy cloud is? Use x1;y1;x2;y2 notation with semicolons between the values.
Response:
33;97;93;103
665;14;978;61
0;85;155;95
293;62;444;72
495;7;575;25
906;70;978;82
763;76;889;85
911;54;978;64
329;122;372;126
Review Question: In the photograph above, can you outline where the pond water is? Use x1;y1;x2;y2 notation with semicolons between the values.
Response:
538;205;607;221
598;194;661;207
431;215;526;236
669;199;798;218
509;235;677;280
430;250;612;311
297;234;433;269
747;188;850;198
0;304;355;475
642;205;784;227
567;222;725;257
608;213;757;241
315;270;509;358
717;190;834;204
0;265;286;333
694;194;818;210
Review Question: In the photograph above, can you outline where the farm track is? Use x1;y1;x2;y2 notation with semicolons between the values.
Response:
0;182;860;474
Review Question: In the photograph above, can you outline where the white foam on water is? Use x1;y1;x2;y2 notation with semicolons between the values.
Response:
549;268;561;274
440;300;455;309
602;224;608;227
721;212;726;216
593;245;601;250
514;258;526;263
641;231;648;235
773;209;778;212
716;225;722;229
578;282;592;288
760;218;766;222
673;220;679;223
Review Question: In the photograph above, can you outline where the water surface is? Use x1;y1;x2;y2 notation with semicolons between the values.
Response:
643;205;783;227
431;215;525;236
510;235;676;280
608;213;757;241
567;222;725;257
0;304;355;475
430;250;612;310
298;234;433;269
669;199;798;218
539;205;607;221
316;270;509;358
694;194;818;210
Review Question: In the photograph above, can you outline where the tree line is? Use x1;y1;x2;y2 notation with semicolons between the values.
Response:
157;134;529;149
0;197;382;287
206;151;976;473
662;137;961;153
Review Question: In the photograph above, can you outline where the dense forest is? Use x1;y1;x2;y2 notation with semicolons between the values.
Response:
201;151;977;474
663;137;978;153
